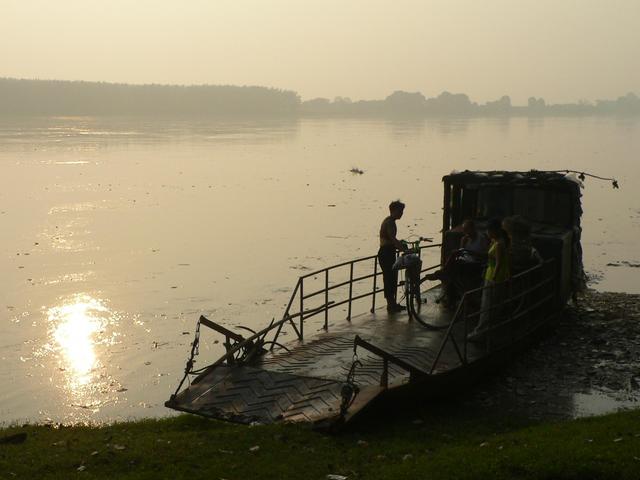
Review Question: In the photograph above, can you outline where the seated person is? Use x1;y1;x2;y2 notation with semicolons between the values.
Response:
425;219;489;306
502;216;543;273
460;219;490;262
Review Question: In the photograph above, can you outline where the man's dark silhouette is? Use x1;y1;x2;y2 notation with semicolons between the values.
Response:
378;200;408;313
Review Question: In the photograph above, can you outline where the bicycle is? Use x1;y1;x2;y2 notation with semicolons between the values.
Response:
393;236;444;329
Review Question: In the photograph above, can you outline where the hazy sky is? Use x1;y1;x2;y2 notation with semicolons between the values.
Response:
2;0;639;103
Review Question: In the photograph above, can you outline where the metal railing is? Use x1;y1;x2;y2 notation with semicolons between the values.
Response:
173;246;559;396
353;335;426;387
194;244;442;368
283;243;441;340
428;258;558;374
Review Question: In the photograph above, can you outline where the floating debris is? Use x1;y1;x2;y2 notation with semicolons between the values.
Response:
349;167;364;175
606;261;640;268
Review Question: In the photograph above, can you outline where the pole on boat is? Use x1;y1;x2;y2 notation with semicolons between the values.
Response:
462;299;468;363
324;269;329;330
442;179;451;266
371;257;378;313
381;358;389;388
299;278;304;340
347;262;354;321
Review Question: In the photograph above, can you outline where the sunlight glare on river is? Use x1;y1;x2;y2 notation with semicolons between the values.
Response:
45;295;119;413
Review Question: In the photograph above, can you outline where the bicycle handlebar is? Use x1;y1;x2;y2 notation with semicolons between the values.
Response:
401;236;433;247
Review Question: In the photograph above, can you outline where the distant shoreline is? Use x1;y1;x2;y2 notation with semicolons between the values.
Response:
1;78;638;117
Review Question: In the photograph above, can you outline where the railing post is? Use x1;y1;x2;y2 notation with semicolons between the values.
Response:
487;283;493;352
347;262;354;321
510;277;516;344
225;335;235;365
299;278;304;340
463;299;468;363
371;257;378;313
381;358;389;388
324;269;329;330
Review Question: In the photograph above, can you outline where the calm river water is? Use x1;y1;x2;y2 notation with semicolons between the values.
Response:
1;115;639;425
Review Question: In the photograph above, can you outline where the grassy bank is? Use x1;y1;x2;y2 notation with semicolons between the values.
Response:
2;405;640;480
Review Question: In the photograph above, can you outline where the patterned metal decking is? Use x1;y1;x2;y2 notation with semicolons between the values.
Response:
258;288;472;385
168;287;483;424
168;365;345;424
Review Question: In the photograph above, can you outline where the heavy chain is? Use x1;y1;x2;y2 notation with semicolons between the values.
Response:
171;318;202;398
340;347;362;417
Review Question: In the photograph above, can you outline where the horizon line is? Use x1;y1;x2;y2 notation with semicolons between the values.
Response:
2;76;636;106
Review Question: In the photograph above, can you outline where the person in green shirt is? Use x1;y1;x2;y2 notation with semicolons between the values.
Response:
468;218;510;340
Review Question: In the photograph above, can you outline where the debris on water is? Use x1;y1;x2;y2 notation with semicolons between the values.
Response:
606;261;640;268
289;264;311;271
249;445;260;452
327;475;348;480
77;465;86;472
402;454;413;461
350;167;364;175
327;204;336;207
113;444;126;450
91;451;99;456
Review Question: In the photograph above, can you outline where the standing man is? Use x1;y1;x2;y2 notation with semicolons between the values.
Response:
379;200;408;313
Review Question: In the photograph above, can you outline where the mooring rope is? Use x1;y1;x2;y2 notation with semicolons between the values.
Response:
547;170;619;189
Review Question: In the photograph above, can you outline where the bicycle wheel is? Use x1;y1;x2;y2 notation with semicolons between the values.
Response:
407;266;447;330
406;267;423;319
408;279;422;317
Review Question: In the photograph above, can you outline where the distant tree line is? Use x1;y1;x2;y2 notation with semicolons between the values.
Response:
300;90;640;117
1;78;638;117
0;78;300;115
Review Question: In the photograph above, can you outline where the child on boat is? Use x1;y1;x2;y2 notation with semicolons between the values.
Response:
468;218;510;340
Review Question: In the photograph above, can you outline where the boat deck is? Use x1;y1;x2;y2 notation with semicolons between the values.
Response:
258;287;484;384
167;287;487;424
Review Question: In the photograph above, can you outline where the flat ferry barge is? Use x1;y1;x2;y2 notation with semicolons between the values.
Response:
166;170;586;426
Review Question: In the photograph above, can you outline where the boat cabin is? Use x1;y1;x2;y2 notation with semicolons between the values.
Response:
441;170;584;304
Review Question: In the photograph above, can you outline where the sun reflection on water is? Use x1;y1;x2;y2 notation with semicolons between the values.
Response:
49;297;105;385
46;294;119;411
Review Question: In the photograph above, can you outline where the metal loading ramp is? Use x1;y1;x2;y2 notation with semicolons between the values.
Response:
166;366;347;424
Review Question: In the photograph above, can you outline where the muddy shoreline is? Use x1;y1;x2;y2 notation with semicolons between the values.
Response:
461;289;640;419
